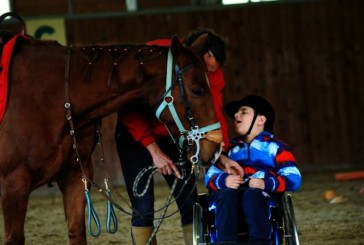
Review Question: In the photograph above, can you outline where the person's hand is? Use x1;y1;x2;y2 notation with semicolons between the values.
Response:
248;178;265;190
219;155;244;177
225;175;244;189
146;142;181;178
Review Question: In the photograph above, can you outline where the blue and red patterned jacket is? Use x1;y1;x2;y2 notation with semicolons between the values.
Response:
205;131;301;193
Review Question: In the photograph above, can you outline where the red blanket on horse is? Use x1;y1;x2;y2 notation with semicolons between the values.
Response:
0;34;29;123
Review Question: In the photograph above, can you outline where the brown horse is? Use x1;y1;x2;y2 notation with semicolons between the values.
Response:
0;30;222;244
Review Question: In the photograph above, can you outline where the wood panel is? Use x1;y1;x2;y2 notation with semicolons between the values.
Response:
72;0;126;14
13;0;68;16
11;0;193;16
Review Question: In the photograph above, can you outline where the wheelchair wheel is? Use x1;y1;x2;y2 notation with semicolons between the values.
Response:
193;201;208;245
287;194;299;245
281;194;300;245
270;201;283;245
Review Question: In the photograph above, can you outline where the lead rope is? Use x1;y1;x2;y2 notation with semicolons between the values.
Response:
105;182;118;234
132;149;187;211
134;160;198;245
146;177;178;245
146;163;202;245
132;165;158;198
131;156;185;199
83;178;101;237
95;121;118;234
133;161;196;216
132;156;191;245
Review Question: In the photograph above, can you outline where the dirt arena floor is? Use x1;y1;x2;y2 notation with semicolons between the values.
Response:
0;169;363;245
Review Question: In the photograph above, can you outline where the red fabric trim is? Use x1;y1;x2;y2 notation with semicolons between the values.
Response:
275;176;286;192
0;34;30;123
208;69;229;152
208;175;218;192
276;149;297;165
146;39;172;47
244;166;257;176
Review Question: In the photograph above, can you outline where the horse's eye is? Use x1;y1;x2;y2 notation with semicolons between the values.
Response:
191;88;205;96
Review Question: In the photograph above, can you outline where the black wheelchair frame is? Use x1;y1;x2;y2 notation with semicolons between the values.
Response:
192;192;300;245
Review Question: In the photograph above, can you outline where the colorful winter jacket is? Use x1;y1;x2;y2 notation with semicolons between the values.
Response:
205;131;301;193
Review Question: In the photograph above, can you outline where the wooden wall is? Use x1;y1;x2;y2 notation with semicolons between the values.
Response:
2;0;363;178
11;0;194;16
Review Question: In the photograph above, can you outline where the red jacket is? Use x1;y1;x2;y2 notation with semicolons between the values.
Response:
119;39;229;152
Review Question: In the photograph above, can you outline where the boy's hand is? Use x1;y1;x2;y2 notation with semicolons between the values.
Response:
249;178;265;190
225;175;244;189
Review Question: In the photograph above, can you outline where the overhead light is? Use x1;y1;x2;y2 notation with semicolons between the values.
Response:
222;0;249;4
0;1;11;15
222;0;277;4
125;0;138;12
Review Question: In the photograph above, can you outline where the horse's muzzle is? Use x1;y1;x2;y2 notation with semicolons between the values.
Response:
204;129;223;144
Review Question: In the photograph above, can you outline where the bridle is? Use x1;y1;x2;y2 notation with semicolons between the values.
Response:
155;48;221;164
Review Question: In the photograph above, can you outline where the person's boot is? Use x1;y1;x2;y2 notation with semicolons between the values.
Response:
182;223;193;245
131;226;157;245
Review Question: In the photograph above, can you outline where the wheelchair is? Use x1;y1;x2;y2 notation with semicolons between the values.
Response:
192;192;300;245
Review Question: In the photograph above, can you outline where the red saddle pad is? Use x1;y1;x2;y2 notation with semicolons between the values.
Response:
0;34;29;123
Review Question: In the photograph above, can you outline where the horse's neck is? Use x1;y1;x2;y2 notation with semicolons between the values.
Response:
68;44;167;122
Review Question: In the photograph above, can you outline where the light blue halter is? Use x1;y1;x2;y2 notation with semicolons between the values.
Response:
155;48;221;164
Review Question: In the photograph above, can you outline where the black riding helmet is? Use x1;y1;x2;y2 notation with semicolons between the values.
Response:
225;95;275;134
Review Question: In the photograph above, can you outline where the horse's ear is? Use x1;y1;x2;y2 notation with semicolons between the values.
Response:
189;33;208;53
170;35;184;55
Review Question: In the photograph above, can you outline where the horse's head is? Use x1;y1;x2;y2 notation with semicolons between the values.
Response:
154;36;223;167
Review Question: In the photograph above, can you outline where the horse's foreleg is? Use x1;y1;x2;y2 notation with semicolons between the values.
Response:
1;167;31;245
57;161;93;245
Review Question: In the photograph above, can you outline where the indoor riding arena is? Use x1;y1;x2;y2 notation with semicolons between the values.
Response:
0;0;363;245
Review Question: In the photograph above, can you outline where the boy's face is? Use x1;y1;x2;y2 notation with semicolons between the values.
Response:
233;106;255;135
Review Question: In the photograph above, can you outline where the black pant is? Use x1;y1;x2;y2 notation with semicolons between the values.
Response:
115;122;197;226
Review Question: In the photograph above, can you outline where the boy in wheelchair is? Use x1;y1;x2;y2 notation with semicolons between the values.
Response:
205;95;302;244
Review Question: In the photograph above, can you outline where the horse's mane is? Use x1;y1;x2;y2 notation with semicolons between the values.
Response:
23;38;205;90
23;38;169;89
71;43;168;88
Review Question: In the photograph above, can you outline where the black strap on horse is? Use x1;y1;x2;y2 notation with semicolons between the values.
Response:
63;46;143;231
175;64;196;127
